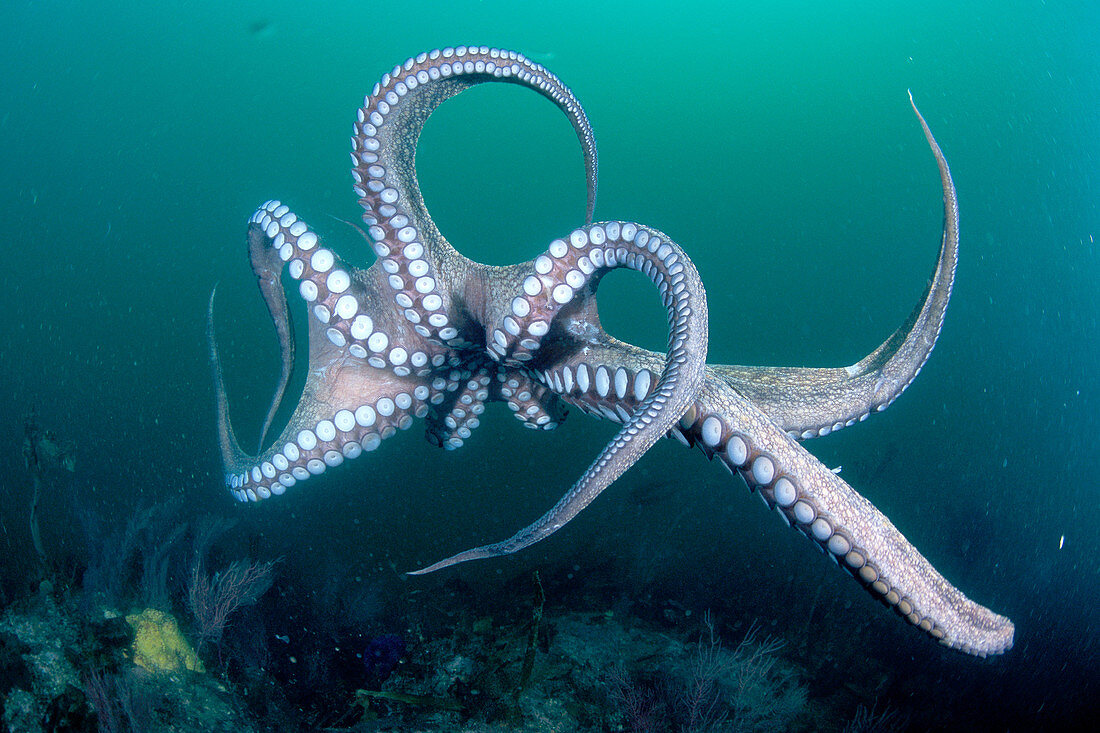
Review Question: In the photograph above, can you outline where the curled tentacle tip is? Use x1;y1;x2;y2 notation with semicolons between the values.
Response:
907;89;919;112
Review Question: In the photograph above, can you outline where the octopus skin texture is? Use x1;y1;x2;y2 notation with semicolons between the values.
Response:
208;47;1014;657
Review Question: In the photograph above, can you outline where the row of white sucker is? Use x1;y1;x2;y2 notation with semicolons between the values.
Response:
249;201;452;377
351;46;594;346
540;362;657;426
225;365;473;503
427;369;570;450
426;370;493;450
490;221;692;366
527;341;965;649
499;372;568;430
686;403;953;647
784;373;908;442
536;358;956;648
226;388;424;502
237;191;497;500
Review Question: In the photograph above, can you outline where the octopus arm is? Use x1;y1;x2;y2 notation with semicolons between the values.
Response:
210;210;448;502
712;94;959;440
207;287;250;473
346;47;601;347
534;332;1013;655
246;223;297;451
410;223;710;574
362;47;598;229
210;302;439;502
213;46;1011;658
686;377;1013;656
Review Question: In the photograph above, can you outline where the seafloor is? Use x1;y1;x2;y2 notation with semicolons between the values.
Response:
0;521;898;733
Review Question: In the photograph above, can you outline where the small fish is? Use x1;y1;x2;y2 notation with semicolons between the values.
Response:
274;634;290;644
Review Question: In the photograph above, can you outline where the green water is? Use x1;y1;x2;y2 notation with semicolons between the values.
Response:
2;0;1096;728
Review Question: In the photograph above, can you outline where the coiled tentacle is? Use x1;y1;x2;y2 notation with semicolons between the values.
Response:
351;46;598;346
410;221;708;573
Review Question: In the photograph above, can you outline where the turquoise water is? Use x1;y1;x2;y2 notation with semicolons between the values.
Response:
2;0;1096;728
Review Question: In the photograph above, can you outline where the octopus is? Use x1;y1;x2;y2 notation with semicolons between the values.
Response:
208;46;1014;657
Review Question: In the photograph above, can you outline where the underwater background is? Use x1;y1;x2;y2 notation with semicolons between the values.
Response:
1;0;1096;730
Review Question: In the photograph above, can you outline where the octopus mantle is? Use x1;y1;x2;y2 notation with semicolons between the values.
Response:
209;47;1014;657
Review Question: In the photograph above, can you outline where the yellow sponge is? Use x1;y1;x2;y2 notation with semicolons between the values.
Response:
125;608;204;674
